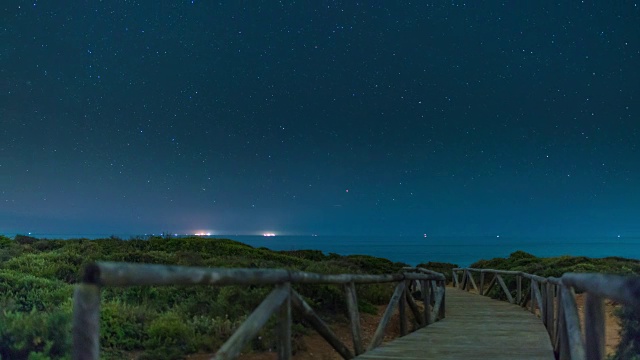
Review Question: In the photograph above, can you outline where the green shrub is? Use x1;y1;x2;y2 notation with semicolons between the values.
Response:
0;270;73;312
416;261;458;284
612;306;640;360
100;300;156;351
142;312;196;359
0;240;23;264
2;252;86;284
0;307;71;359
0;235;12;248
344;255;405;274
187;314;247;351
14;234;38;245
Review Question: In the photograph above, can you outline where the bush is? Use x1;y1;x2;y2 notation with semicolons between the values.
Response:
612;306;640;359
0;270;73;312
0;307;71;359
416;261;458;284
14;234;39;245
3;252;85;284
0;235;12;248
143;312;196;359
100;300;156;351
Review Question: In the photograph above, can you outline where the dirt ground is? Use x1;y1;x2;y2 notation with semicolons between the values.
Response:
187;303;406;360
187;291;622;360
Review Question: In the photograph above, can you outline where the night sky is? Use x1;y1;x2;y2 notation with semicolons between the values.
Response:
1;1;639;237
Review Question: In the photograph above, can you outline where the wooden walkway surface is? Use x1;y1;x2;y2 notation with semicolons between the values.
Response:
356;288;555;360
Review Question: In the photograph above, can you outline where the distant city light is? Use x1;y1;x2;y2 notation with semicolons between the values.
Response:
263;233;276;237
193;231;212;236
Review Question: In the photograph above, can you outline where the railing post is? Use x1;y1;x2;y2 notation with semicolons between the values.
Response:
516;275;522;304
399;282;408;336
216;284;290;360
464;270;470;291
438;281;446;320
557;287;570;360
368;281;406;351
496;275;514;304
422;279;432;324
541;283;548;327
585;294;605;360
277;282;292;360
545;282;555;339
72;283;101;360
560;286;586;360
344;281;364;355
530;280;537;314
452;270;459;288
479;271;485;296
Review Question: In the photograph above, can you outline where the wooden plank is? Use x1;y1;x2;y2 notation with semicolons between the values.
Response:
520;283;531;308
532;280;545;316
345;282;364;355
72;284;101;360
355;289;554;360
87;262;443;287
530;280;536;313
431;285;444;321
422;279;432;325
399;284;407;336
467;271;479;292
405;286;424;327
517;275;522;304
545;282;554;339
556;288;566;357
438;282;446;320
277;283;291;360
541;283;548;326
368;282;406;351
85;263;297;286
496;275;514;304
214;284;289;360
585;294;604;360
461;270;468;290
290;290;354;360
560;286;585;360
483;274;497;296
561;273;640;308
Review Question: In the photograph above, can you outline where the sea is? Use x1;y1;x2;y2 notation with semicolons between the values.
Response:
9;234;640;267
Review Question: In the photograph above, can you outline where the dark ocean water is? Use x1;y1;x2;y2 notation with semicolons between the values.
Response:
12;234;640;267
221;235;640;267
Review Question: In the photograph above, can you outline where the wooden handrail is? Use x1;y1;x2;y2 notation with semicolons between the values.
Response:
73;263;446;360
452;267;640;360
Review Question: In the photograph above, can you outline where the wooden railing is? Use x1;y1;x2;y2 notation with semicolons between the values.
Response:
452;267;640;360
72;262;446;360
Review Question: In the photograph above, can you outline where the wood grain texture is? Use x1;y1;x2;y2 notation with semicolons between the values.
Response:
345;282;364;356
72;284;101;360
355;288;554;360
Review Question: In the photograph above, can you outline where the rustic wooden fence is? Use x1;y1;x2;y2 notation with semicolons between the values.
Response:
452;267;640;360
72;262;446;360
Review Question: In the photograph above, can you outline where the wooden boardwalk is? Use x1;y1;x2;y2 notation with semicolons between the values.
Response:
355;288;555;360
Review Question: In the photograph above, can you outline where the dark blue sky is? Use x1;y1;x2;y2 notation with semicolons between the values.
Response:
1;1;639;237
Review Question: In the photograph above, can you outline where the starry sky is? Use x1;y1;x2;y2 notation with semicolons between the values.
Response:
1;1;639;237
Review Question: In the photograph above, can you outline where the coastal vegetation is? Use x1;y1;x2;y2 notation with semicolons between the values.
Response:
0;234;410;359
0;235;638;359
